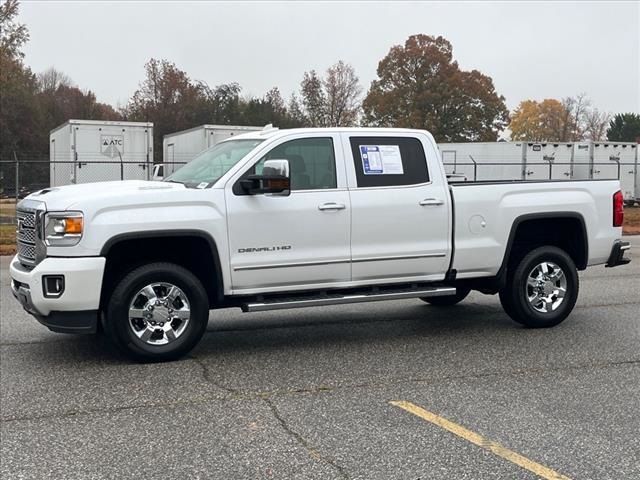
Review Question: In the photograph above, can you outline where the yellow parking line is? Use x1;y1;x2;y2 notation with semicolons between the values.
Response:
389;400;572;480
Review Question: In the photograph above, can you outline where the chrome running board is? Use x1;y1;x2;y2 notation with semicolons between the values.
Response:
242;286;457;312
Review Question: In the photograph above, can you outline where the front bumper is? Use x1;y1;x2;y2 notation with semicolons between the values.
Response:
10;255;106;334
605;240;631;268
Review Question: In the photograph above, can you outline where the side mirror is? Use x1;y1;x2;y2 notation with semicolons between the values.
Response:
152;164;164;181
240;159;290;195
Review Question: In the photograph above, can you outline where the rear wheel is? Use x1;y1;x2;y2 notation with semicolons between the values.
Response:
105;263;209;361
499;246;578;328
421;287;471;306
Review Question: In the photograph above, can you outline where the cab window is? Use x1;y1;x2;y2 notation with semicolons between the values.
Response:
253;137;337;190
349;136;429;188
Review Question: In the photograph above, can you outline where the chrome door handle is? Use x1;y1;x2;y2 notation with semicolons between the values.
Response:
419;198;444;206
318;202;346;211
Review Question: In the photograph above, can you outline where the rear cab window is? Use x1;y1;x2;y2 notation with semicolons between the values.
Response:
348;136;430;188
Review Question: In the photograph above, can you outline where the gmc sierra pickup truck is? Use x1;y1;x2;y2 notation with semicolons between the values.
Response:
11;127;631;361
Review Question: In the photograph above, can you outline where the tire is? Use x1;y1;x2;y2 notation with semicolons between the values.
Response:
105;262;209;361
420;287;471;306
499;246;578;328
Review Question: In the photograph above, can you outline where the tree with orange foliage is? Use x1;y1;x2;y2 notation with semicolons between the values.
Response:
510;99;567;141
511;95;609;141
362;34;508;142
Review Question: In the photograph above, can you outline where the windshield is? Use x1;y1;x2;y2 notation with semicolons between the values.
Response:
165;139;264;187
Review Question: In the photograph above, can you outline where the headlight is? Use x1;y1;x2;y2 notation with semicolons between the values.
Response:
44;212;83;246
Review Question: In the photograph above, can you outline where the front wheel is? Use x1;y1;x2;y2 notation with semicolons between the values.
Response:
499;246;579;328
105;263;209;361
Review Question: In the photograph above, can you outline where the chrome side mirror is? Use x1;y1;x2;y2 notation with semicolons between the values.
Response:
240;159;290;195
262;159;289;178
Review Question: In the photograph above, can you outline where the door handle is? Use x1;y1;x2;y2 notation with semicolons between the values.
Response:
318;202;346;211
419;198;444;206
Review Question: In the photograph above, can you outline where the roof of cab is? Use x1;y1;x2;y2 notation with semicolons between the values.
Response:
223;126;433;142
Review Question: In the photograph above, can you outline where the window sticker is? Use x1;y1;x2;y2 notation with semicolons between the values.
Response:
359;145;404;175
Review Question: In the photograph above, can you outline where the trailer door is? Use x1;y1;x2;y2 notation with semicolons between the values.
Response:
524;143;573;180
74;125;123;184
572;143;591;179
592;144;622;182
617;144;638;202
124;127;151;181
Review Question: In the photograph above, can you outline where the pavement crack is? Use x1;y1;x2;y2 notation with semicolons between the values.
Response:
258;357;640;399
188;355;240;395
1;396;227;424
3;358;638;425
262;397;350;480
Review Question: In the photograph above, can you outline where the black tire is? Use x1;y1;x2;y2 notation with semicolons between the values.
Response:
499;246;578;328
105;262;209;362
420;287;471;306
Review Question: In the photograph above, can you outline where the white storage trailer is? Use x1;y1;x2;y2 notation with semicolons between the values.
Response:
160;124;262;178
50;120;153;187
592;143;637;202
572;141;638;202
440;141;638;202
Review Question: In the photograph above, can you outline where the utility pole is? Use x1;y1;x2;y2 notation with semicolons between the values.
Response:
13;151;19;206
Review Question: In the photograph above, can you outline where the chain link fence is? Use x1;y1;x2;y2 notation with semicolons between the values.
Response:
0;155;638;226
0;156;188;225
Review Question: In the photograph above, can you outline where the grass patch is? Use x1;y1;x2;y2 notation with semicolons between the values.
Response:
0;224;16;256
0;198;17;218
624;206;640;235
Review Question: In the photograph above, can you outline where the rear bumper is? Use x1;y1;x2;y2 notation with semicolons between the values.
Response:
605;240;631;268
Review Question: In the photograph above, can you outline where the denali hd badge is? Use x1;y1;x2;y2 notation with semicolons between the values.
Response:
238;245;292;253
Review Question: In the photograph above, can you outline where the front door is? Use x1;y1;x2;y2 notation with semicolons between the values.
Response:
225;134;351;293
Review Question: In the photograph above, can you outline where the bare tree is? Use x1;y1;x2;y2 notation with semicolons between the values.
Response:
300;70;327;127
265;87;287;117
37;67;73;92
583;108;610;141
299;61;363;127
324;60;362;126
0;0;29;59
287;93;307;125
561;93;590;141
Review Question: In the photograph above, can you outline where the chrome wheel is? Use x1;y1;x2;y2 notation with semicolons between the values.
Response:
128;282;191;346
526;261;567;313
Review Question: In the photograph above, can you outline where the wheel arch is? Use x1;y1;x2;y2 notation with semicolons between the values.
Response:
497;212;588;283
100;230;224;309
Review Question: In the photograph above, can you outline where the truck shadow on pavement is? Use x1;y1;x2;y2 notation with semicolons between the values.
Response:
193;302;525;357
17;301;524;365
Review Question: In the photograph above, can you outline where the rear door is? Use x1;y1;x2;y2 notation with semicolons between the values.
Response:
342;133;451;283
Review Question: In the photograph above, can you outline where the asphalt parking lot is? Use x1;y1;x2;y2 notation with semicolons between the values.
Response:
1;237;639;480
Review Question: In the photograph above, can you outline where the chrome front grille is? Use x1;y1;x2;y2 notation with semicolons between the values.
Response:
17;225;36;244
16;209;37;266
17;211;36;228
17;241;36;262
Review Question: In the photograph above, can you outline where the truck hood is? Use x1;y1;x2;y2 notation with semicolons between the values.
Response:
27;180;186;211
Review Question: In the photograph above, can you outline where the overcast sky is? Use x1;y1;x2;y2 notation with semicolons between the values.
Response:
20;1;640;114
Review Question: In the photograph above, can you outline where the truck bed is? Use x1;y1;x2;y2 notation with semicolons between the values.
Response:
448;179;621;279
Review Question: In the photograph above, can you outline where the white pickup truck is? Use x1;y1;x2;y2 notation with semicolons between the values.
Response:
11;127;631;361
